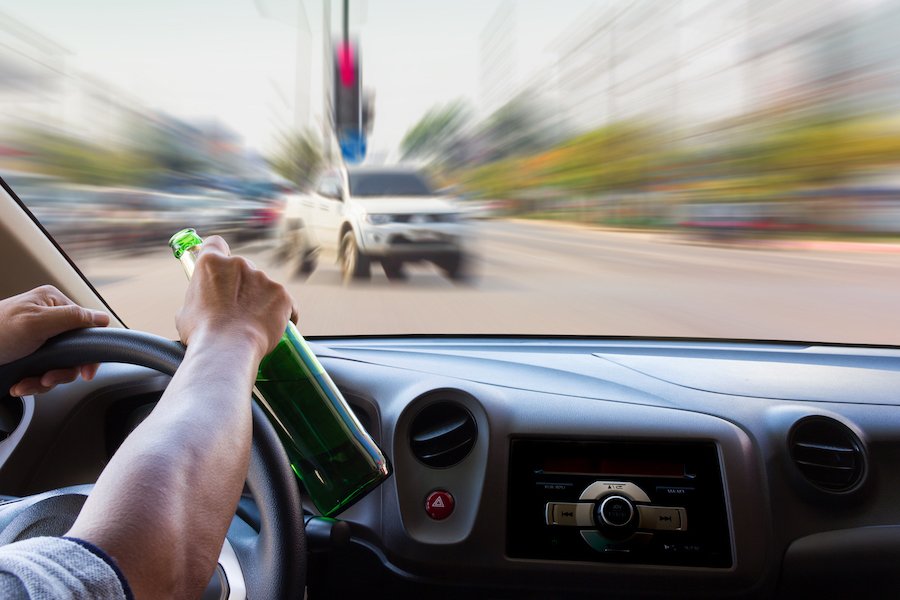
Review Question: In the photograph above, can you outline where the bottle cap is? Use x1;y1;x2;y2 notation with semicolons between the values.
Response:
169;228;204;258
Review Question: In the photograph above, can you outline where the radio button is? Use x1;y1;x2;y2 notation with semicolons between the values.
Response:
544;502;594;526
598;495;634;527
579;481;651;503
656;485;695;500
637;506;687;531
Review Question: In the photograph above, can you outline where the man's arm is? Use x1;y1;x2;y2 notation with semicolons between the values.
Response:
67;237;295;599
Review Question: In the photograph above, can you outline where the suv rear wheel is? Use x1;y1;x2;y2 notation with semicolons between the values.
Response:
382;259;407;281
435;253;469;282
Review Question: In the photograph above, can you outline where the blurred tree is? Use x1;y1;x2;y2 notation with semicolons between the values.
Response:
269;129;323;189
400;100;470;161
477;95;560;162
12;126;151;186
131;120;208;176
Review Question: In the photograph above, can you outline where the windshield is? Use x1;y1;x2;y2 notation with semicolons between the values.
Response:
348;172;433;197
1;0;899;343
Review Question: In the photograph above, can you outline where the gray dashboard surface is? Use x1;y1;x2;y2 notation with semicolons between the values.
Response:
312;337;900;405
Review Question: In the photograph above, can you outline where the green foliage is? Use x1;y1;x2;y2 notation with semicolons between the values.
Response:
452;109;900;204
268;130;323;189
477;96;559;162
400;101;469;160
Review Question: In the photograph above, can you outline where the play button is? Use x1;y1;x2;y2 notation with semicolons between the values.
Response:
425;490;455;520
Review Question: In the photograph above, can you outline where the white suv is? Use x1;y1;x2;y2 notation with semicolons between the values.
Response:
278;166;472;282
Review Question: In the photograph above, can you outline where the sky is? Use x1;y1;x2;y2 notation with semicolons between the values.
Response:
0;0;598;156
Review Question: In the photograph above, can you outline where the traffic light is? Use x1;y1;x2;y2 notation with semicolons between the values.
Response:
333;41;366;163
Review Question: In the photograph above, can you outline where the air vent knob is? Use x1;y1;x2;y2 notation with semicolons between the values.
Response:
409;402;477;468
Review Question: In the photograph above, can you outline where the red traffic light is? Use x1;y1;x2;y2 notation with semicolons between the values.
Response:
336;42;355;88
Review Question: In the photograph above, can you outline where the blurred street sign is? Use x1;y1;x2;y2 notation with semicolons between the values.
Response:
339;129;367;164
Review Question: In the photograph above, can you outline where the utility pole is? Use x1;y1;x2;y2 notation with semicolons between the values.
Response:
322;0;332;162
293;0;311;132
343;0;349;43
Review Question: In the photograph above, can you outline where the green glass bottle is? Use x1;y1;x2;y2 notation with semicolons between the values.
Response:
169;228;391;516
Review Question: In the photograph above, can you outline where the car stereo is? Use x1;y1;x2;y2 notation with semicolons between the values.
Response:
507;439;732;567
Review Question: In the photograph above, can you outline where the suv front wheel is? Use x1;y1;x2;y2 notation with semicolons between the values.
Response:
340;231;371;283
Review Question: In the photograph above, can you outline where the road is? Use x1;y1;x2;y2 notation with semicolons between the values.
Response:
79;219;900;345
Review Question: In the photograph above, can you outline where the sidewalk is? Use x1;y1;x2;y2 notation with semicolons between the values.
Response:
509;218;900;254
757;239;900;254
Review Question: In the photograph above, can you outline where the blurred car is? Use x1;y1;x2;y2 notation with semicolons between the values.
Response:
277;166;473;282
231;179;295;241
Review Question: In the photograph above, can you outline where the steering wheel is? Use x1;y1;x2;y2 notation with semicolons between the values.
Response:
0;327;306;599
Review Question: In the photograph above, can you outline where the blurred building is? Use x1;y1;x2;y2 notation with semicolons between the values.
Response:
0;7;275;183
0;11;147;151
498;0;900;138
478;1;519;119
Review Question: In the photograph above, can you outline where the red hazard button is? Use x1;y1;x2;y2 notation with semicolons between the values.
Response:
425;490;455;520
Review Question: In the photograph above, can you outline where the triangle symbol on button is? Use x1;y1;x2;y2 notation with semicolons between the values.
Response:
433;497;445;508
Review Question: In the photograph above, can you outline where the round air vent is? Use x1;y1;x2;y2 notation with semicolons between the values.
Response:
409;402;477;468
789;416;865;492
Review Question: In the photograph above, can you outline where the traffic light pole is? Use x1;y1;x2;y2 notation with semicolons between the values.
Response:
322;0;332;163
343;0;349;43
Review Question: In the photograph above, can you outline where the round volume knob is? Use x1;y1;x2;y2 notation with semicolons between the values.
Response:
597;495;634;527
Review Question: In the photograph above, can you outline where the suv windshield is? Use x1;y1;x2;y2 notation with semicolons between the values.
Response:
1;0;899;344
348;172;432;197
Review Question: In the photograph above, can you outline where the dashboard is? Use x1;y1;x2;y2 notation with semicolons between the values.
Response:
3;336;900;598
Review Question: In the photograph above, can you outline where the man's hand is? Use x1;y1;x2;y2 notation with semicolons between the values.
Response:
176;236;297;361
0;286;110;397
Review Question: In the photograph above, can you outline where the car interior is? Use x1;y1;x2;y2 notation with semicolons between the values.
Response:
3;1;900;598
3;172;900;600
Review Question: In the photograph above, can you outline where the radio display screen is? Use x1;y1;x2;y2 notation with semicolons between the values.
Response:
541;457;685;478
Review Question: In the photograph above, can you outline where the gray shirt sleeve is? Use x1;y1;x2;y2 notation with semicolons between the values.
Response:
0;536;129;599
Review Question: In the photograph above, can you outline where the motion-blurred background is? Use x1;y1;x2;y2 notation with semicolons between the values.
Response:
1;0;899;341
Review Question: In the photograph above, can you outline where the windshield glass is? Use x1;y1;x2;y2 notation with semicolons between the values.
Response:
348;172;432;197
2;0;899;343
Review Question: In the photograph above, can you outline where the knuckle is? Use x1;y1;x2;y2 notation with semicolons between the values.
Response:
235;256;255;272
197;252;225;268
61;304;89;323
35;285;60;299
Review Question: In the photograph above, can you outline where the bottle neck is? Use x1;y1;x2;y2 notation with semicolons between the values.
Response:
178;246;201;279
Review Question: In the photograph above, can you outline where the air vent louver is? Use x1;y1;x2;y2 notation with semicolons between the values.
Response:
789;416;864;492
409;402;477;468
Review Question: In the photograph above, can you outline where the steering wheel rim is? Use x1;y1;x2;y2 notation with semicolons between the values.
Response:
0;327;306;599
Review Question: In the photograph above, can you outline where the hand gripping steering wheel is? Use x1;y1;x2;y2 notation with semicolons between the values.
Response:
0;327;306;599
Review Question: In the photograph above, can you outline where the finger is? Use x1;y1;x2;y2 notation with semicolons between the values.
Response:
40;368;81;388
80;364;100;381
10;377;52;397
199;235;230;257
290;301;299;325
39;304;109;337
33;288;111;328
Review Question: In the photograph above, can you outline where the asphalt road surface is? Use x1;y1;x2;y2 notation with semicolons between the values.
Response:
80;219;900;345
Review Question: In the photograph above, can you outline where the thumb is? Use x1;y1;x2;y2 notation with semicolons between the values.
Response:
38;304;110;338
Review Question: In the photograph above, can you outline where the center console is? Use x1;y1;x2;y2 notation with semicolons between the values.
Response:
507;439;732;567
